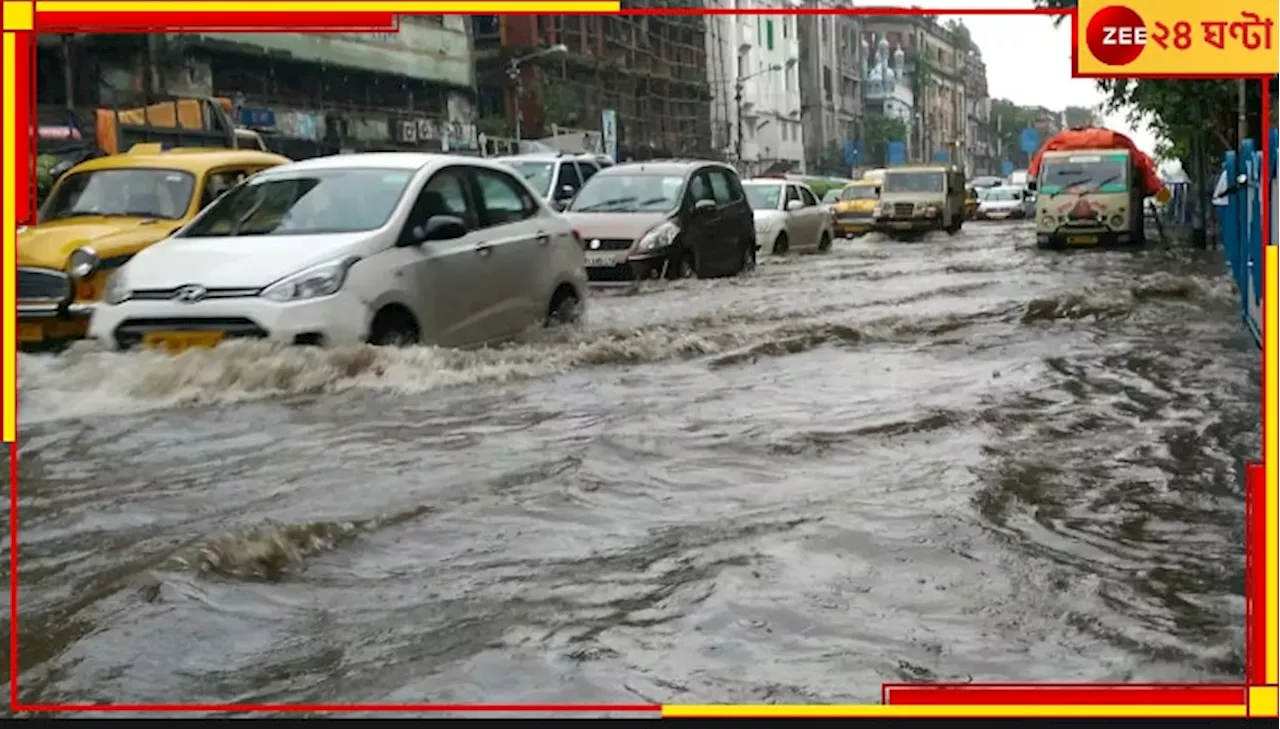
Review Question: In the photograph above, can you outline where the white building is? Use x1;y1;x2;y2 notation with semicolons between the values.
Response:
705;0;805;175
861;35;914;166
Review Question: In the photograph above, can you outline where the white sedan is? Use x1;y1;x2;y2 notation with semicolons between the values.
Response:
742;179;834;256
89;153;589;352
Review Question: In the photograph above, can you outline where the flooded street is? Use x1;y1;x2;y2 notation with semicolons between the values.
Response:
7;221;1259;712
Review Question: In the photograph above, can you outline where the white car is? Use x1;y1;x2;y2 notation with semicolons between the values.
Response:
975;186;1028;220
742;179;834;255
89;153;589;351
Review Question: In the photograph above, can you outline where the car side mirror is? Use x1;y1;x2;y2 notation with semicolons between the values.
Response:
402;214;468;246
692;198;716;214
786;199;804;211
556;184;577;200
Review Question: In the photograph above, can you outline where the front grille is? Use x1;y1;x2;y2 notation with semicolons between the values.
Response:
130;287;261;301
17;268;71;302
587;264;637;283
892;203;915;218
113;317;268;350
838;213;872;222
588;238;633;251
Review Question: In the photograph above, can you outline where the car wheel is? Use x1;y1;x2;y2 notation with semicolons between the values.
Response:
546;286;582;326
368;307;420;347
773;232;790;255
664;248;696;280
817;231;833;252
740;238;757;274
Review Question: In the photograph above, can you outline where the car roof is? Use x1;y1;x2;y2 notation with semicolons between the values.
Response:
263;152;519;176
743;177;799;185
496;152;599;162
885;164;956;172
602;160;733;176
72;147;290;174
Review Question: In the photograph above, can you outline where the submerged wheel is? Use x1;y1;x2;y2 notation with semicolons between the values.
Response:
368;307;420;347
817;232;833;252
772;232;790;256
664;249;696;280
546;286;582;326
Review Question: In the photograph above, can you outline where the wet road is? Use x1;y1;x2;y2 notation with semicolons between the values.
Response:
6;221;1260;713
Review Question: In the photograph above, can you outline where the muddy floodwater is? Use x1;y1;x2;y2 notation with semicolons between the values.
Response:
6;221;1260;715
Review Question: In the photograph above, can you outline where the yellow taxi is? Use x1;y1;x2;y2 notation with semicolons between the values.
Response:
831;179;880;238
17;144;288;348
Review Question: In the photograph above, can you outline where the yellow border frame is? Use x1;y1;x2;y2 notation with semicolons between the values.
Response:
1;1;1277;719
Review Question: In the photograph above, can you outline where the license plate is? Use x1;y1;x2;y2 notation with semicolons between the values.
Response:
889;221;914;229
142;331;225;353
585;253;617;267
17;322;43;342
1066;235;1098;245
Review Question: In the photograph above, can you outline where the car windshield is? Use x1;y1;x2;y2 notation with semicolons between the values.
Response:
568;173;684;213
822;189;841;204
744;184;784;211
840;185;878;201
882;171;945;194
1039;154;1129;195
178;167;414;238
981;187;1021;202
40;168;195;221
504;160;554;196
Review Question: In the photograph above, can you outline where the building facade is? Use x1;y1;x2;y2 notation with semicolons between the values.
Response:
860;35;914;166
36;18;479;157
706;1;805;175
962;51;993;175
797;1;863;176
472;9;713;160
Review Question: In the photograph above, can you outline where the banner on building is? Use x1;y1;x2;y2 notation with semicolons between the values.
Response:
933;148;951;163
887;141;906;166
601;109;618;162
844;140;861;166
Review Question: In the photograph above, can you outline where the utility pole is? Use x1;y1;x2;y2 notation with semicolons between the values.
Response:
735;79;744;167
507;44;568;145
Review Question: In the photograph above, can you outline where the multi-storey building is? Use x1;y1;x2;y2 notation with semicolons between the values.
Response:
471;9;713;160
962;50;993;175
797;0;863;176
705;0;805;175
860;34;914;165
862;16;966;165
37;18;479;157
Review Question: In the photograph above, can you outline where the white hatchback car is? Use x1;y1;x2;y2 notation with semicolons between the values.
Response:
88;153;589;351
741;179;834;255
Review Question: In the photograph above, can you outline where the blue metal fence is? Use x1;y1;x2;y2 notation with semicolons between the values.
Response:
1218;128;1275;348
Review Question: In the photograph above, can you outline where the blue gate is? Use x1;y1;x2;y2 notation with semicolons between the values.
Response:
1218;128;1275;348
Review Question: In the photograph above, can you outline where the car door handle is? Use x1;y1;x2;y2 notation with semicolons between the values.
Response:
535;233;551;246
474;243;492;257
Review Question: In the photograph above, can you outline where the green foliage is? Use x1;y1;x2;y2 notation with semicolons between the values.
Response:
36;154;60;207
476;115;510;138
987;99;1037;165
863;113;907;166
1063;105;1098;129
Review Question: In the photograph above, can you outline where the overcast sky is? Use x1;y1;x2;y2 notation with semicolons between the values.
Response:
854;0;1161;155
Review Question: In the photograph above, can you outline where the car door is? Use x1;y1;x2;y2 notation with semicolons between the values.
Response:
703;168;742;272
396;166;492;347
467;165;550;339
796;185;825;248
683;170;723;272
782;184;808;249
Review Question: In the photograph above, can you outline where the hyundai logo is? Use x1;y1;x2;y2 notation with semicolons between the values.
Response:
173;285;208;303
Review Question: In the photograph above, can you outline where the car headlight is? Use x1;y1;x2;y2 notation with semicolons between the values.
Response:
636;221;679;252
924;204;939;216
103;269;131;305
261;257;359;302
1110;214;1125;228
68;246;100;278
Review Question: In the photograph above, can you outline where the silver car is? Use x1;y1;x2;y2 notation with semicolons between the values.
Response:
496;153;604;210
742;179;835;255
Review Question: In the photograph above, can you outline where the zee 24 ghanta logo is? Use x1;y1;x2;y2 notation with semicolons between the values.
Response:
1085;4;1274;66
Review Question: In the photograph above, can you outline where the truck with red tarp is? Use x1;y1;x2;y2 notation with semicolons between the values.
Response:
1027;127;1169;249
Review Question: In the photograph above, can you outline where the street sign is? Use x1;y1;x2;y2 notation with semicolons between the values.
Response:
1001;159;1015;177
601;109;618;162
844;140;861;166
887;141;906;166
1019;127;1040;154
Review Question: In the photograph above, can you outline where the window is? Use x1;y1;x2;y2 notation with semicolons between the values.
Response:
412;168;478;229
706;169;736;205
474;167;538;227
506;160;554;197
785;185;801;205
757;17;763;46
766;19;774;49
782;17;789;38
554;160;582;194
42;168;195;222
179;167;412;237
798;186;818;206
688;172;713;203
202;168;250;208
576;160;599;182
781;123;788;142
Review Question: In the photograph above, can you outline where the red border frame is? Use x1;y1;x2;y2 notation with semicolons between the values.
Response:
4;3;1274;716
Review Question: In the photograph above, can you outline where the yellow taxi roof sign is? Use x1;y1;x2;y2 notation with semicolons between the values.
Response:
127;143;165;155
1155;186;1172;204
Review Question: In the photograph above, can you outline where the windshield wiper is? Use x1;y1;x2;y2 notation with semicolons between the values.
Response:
1079;175;1121;196
575;196;638;212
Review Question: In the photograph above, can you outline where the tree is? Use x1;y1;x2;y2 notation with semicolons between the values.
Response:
988;98;1037;167
1063;105;1098;129
864;113;907;166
